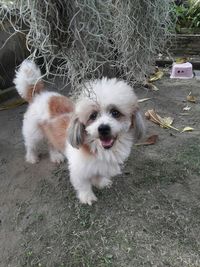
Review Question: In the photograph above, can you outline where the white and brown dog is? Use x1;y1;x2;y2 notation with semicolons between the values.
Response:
14;60;145;205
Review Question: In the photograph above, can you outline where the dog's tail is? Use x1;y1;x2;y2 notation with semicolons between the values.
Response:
13;60;44;102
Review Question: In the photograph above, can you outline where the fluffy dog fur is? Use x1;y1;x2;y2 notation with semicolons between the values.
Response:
14;60;145;205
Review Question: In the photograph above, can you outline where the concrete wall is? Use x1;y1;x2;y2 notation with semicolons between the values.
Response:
167;34;200;56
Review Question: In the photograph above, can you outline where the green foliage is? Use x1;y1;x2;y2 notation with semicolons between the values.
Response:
172;1;200;32
188;2;200;28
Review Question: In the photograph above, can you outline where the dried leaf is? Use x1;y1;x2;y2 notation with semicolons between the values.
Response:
138;98;151;103
135;135;158;146
144;82;159;91
145;109;179;131
180;113;189;116
145;109;161;125
149;69;164;82
0;99;26;111
175;57;189;64
183;106;191;111
181;127;194;133
187;94;197;103
160;117;174;128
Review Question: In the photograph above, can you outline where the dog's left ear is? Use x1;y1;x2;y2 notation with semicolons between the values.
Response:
67;117;85;149
132;108;145;140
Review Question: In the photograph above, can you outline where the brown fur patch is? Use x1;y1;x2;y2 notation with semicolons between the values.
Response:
49;96;74;118
80;144;94;157
131;114;135;128
131;106;139;128
40;115;70;152
26;81;44;102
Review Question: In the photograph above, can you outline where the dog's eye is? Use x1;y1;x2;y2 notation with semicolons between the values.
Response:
110;109;121;118
89;111;98;121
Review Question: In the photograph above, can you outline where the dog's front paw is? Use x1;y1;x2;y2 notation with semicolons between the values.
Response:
50;151;65;164
78;191;97;205
26;153;39;164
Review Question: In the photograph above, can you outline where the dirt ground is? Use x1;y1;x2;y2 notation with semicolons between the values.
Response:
0;74;200;267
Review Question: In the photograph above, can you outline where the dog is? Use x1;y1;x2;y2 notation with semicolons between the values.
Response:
14;60;145;205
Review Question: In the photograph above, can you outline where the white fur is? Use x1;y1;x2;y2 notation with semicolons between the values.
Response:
14;60;144;205
13;60;42;99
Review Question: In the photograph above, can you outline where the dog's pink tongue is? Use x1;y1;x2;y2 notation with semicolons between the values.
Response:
101;138;114;148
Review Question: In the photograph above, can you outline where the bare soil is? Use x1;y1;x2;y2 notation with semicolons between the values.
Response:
0;75;200;267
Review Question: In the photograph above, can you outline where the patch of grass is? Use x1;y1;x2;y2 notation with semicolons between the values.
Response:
176;143;200;175
130;138;200;189
15;138;200;267
20;245;43;267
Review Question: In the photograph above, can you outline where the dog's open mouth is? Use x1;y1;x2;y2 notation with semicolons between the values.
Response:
100;137;115;149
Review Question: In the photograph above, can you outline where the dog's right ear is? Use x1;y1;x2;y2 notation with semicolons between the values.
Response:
67;117;85;149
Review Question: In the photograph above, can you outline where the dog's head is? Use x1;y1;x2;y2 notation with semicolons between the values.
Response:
68;78;145;150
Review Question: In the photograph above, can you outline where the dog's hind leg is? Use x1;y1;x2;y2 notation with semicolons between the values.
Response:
22;118;43;164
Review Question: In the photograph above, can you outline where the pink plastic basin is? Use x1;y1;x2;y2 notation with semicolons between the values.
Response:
170;62;193;79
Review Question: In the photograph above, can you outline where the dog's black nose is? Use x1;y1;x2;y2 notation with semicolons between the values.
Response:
98;124;111;136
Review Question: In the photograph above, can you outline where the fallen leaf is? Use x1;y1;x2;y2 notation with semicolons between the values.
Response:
145;109;161;125
180;113;190;116
187;94;197;103
144;82;159;91
138;98;151;103
181;127;194;133
183;106;191;111
135;135;158;146
149;69;164;82
145;109;179;131
161;117;174;128
0;99;26;111
175;57;189;64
